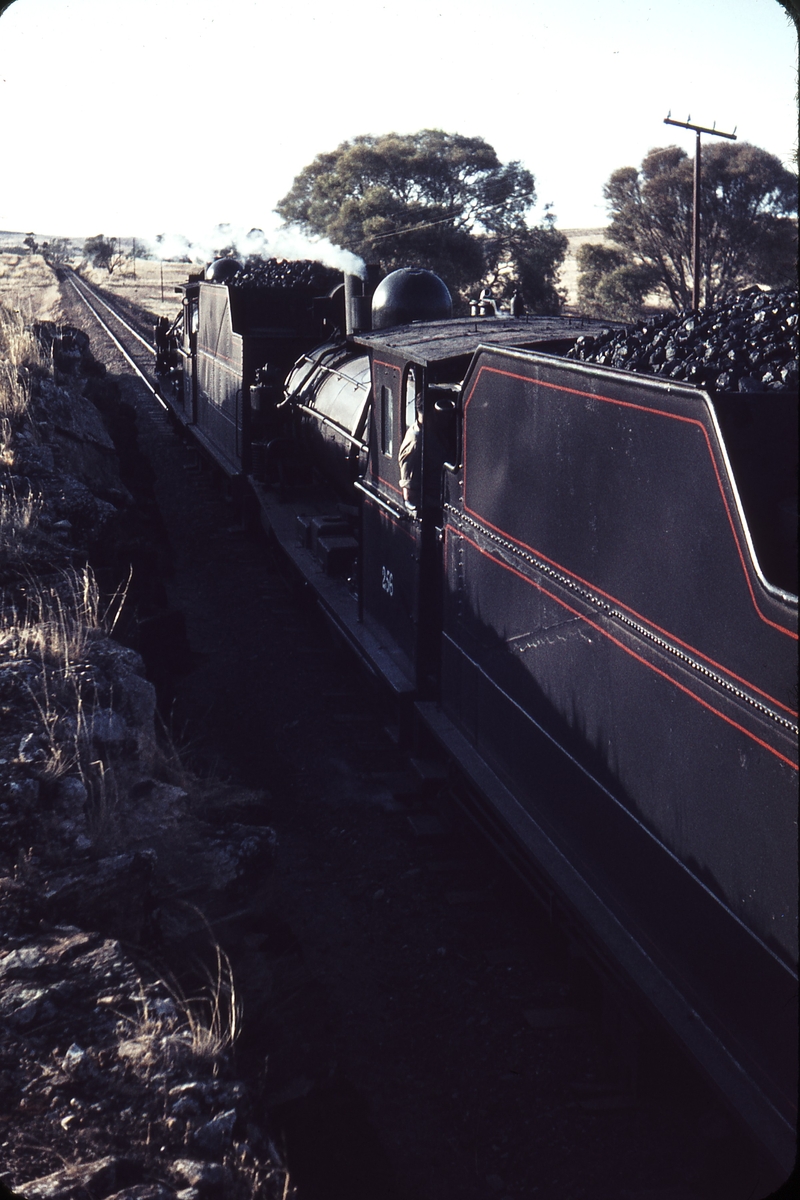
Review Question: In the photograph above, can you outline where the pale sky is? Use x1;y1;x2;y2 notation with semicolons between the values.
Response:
0;0;796;255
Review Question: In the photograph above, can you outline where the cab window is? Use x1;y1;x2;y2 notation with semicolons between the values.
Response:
380;384;394;456
403;367;418;433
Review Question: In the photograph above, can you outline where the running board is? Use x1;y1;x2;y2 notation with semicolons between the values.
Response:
250;477;415;699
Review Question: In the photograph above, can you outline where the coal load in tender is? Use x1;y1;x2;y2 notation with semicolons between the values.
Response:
233;256;342;293
568;288;798;394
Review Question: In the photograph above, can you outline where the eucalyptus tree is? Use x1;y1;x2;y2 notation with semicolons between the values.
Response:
582;142;797;315
277;130;567;312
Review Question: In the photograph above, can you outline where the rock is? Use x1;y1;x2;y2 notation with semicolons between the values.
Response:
118;671;157;729
190;1108;237;1155
170;1094;201;1117
204;824;277;890
0;982;53;1027
17;732;47;763
0;945;50;977
106;1190;174;1200
7;778;40;804
167;1081;215;1103
88;709;129;747
62;1043;87;1071
171;1160;229;1190
56;776;88;807
0;302;286;1200
151;783;188;811
21;1156;122;1199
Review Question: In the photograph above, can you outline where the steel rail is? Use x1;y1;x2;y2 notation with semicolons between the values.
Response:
69;272;157;355
66;277;169;411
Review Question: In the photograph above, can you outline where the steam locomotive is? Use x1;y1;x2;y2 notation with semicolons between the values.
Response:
155;259;798;1175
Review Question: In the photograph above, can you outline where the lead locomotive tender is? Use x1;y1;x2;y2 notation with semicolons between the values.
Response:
156;260;798;1176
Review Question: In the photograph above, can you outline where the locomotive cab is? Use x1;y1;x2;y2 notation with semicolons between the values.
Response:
355;350;454;694
351;272;614;694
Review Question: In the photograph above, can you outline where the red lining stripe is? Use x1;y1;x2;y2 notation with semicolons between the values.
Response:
198;344;239;367
374;475;404;498
462;364;797;716
457;529;797;771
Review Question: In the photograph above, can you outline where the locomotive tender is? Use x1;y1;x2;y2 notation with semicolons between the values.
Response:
157;261;798;1175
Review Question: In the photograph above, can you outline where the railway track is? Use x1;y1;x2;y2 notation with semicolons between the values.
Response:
64;270;168;408
57;271;792;1200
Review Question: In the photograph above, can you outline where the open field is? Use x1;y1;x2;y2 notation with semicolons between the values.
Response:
1;225;618;316
78;259;197;321
92;238;610;315
0;253;64;322
559;228;609;307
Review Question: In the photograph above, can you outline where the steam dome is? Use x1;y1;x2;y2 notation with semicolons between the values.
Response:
205;258;242;283
371;269;452;330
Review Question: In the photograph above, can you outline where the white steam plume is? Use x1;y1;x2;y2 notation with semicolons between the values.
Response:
139;222;366;278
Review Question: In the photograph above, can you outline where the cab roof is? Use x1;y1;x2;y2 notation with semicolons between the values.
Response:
353;314;620;366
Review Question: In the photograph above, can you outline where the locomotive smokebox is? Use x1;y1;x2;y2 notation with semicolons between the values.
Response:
371;268;452;330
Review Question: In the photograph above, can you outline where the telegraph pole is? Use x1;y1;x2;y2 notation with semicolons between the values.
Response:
664;115;737;310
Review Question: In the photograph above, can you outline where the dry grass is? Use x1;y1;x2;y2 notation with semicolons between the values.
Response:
118;933;241;1080
0;480;42;547
558;228;612;310
0;300;48;424
0;253;63;323
559;228;674;315
1;567;107;670
180;938;242;1063
1;567;130;791
80;259;192;321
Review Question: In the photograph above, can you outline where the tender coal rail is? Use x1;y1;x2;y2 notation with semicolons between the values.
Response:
55;276;793;1200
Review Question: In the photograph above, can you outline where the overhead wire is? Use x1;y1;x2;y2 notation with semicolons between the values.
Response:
367;191;537;242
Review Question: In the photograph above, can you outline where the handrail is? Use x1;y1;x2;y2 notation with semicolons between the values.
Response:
293;402;369;452
354;479;411;521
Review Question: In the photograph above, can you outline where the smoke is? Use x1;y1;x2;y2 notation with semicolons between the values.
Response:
139;222;366;278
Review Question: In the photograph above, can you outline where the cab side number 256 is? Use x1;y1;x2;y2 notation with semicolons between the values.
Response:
381;566;394;596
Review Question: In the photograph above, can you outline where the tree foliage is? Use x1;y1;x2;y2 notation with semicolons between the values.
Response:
591;142;797;314
483;211;568;313
276;130;567;312
131;237;153;261
42;237;71;264
83;234;126;275
576;243;660;320
775;0;799;34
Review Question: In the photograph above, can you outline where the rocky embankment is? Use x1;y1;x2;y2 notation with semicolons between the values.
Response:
0;312;286;1198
